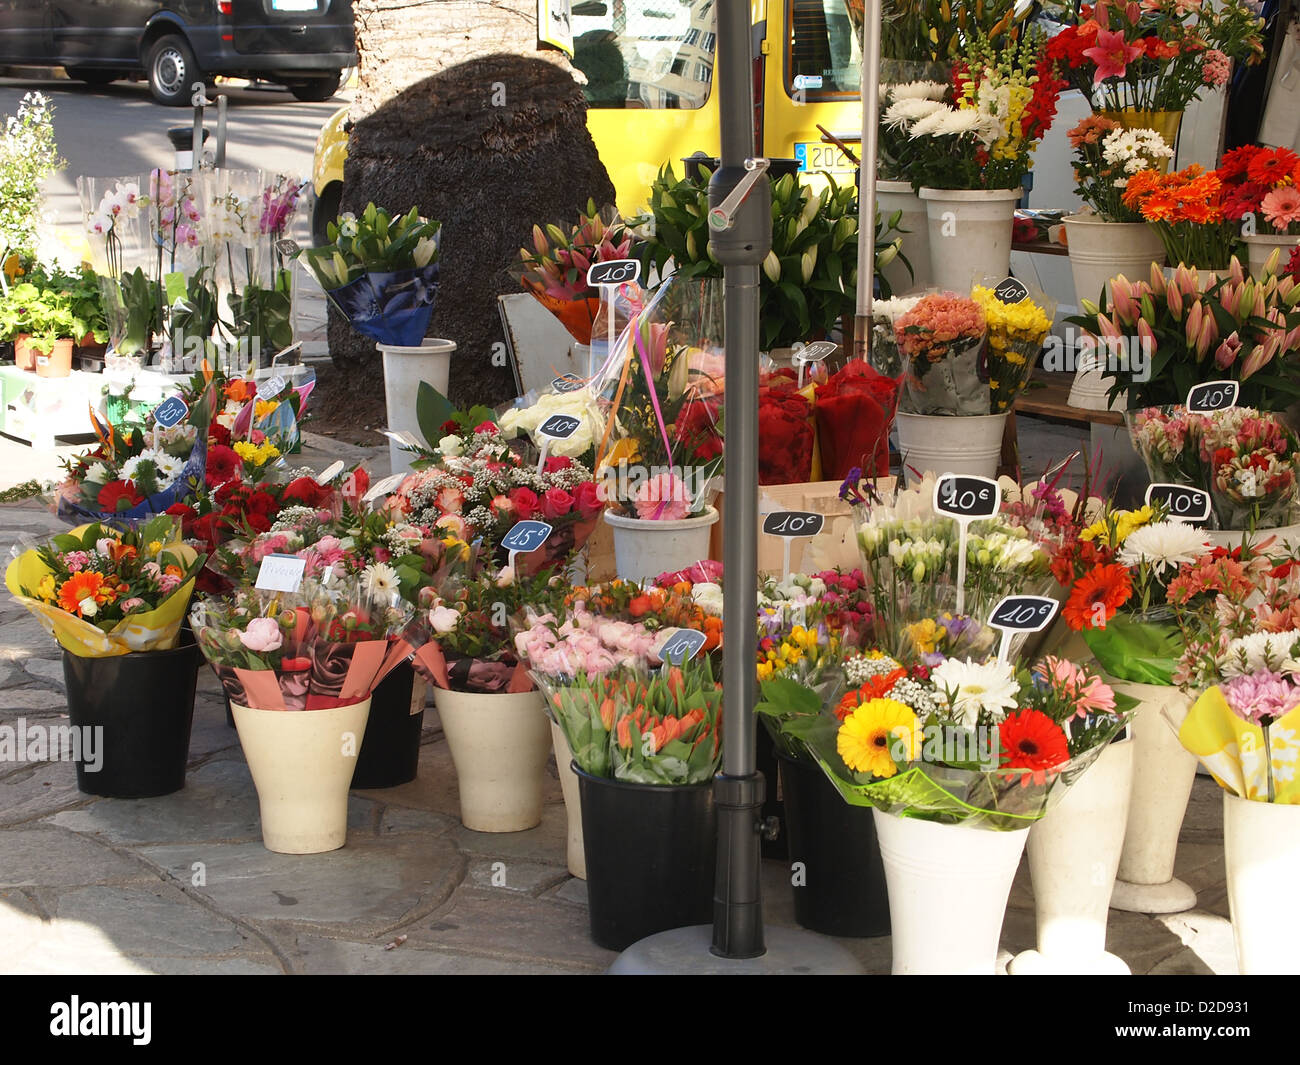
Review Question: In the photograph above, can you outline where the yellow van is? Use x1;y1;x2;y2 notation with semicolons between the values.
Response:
311;0;867;240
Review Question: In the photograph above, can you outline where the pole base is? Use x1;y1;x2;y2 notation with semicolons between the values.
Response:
1110;877;1197;914
1007;948;1131;976
607;924;865;974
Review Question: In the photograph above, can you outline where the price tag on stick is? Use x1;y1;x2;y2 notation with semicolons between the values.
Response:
152;395;188;429
762;510;825;580
255;553;307;593
993;277;1030;305
987;594;1059;664
552;373;585;393
262;374;286;397
792;341;837;388
1145;483;1211;526
933;474;1001;616
502;519;553;573
1185;380;1238;413
656;627;707;668
587;259;642;378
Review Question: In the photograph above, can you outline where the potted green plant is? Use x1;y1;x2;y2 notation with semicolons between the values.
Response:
0;279;79;376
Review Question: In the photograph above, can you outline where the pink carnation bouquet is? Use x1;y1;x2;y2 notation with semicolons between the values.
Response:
895;291;989;415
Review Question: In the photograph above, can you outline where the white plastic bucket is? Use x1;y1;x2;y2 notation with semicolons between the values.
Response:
894;411;1007;484
379;338;455;475
603;507;719;583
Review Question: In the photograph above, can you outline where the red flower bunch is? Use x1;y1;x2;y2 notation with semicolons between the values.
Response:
206;444;241;488
998;708;1071;786
814;361;899;480
1216;145;1300;235
674;393;723;463
758;373;813;485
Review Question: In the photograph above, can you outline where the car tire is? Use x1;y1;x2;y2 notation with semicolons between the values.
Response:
289;73;343;103
311;181;343;248
66;67;119;87
146;34;202;107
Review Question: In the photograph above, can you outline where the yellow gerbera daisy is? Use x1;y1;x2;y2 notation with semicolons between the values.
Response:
837;697;922;778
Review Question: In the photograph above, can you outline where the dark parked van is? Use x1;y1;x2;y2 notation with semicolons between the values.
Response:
0;1;355;105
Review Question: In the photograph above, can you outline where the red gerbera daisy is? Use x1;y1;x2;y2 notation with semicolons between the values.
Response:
1246;148;1300;188
206;443;242;487
1062;562;1132;631
998;709;1070;786
97;479;143;512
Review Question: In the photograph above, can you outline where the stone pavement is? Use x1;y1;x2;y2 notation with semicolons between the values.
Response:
0;487;1235;975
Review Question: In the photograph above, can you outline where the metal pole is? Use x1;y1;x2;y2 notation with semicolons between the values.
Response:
216;95;228;168
191;83;206;169
706;0;771;961
853;0;884;361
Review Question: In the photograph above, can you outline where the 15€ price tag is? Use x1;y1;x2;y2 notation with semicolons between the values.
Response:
501;520;553;554
255;554;307;593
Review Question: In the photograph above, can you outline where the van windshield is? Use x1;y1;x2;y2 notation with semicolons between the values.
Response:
572;0;715;109
787;0;862;98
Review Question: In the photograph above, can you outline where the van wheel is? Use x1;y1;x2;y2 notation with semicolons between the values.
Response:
66;68;118;86
289;74;342;103
147;35;202;106
312;181;343;248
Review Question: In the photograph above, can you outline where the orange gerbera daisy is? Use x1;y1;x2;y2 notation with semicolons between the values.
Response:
1062;563;1133;631
1139;190;1177;222
56;571;108;617
1122;169;1161;208
1246;148;1300;188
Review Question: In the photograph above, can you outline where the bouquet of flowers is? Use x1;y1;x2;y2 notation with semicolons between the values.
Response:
1170;544;1300;802
756;648;1134;828
894;291;988;414
1121;164;1238;269
814;360;902;478
1217;144;1300;240
298;203;439;347
6;515;204;657
191;579;415;711
1047;0;1266;113
1066;115;1175;222
879;81;950;184
971;280;1054;413
516;200;632;345
757;370;816;485
499;382;605;464
1078;259;1300;411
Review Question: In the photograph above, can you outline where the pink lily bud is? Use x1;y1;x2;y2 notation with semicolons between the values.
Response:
571;248;592;275
1126;1;1140;22
1173;263;1197;299
1097;0;1110;28
1167;278;1184;319
1111;274;1133;307
1096;313;1122;341
1148;261;1167;297
1242;333;1280;380
1220;282;1241;318
1214;331;1242;369
1229;256;1245;286
1252;286;1267;320
532;224;548;256
1137;318;1157;358
1184;300;1203;348
1196;314;1216;361
1113;284;1139;326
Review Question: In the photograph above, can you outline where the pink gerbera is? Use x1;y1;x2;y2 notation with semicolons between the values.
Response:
1260;186;1300;232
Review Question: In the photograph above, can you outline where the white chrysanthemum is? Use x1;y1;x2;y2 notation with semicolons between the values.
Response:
1117;520;1212;575
907;107;957;138
871;295;922;323
84;462;113;484
888;80;949;102
883;98;947;130
937;108;991;138
691;582;724;617
1221;631;1300;677
930;657;1020;728
362;562;401;598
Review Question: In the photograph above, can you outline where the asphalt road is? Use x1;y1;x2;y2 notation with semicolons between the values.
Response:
0;70;349;255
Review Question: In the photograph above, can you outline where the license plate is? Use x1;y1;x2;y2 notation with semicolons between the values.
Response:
272;0;318;10
795;142;856;175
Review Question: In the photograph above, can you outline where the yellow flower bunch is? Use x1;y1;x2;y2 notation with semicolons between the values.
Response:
1079;505;1155;545
254;399;280;419
756;624;838;682
233;440;281;468
972;284;1053;411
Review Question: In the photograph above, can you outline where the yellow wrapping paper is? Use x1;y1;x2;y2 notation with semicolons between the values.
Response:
5;526;199;658
798;379;823;482
1180;686;1300;804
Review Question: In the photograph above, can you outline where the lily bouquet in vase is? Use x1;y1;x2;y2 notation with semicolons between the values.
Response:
6;514;205;657
298;202;440;346
190;578;416;711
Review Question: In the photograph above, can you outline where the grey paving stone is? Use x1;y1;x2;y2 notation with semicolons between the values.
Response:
284;934;589;975
19;657;64;685
404;887;615;970
0;687;71;714
1155;910;1238;975
138;836;465;934
1182;778;1226;843
449;803;569;865
0;826;156;888
0;761;88;827
467;858;569;895
371;739;463;820
548;877;590;907
377;805;457;838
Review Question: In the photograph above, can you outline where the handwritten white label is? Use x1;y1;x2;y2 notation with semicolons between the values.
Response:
255;554;307;593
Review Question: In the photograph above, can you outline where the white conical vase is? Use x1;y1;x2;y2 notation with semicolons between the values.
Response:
603;507;719;583
873;809;1030;974
379;338;455;476
1105;678;1198;913
1009;737;1135;975
550;720;585;879
232;699;371;855
877;180;931;293
433;687;551;833
1224;792;1300;974
917;187;1023;294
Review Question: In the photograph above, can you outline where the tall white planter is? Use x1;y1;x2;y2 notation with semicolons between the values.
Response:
1105;678;1198;913
894;411;1007;485
551;720;586;879
1009;738;1135;975
1242;234;1299;278
873;809;1030;974
917;187;1023;294
232;699;371;855
379;338;455;476
433;687;551;833
1224;793;1300;974
603;507;719;583
877;180;931;294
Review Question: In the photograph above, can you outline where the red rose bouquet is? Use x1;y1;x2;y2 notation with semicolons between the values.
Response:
758;372;814;485
815;360;901;479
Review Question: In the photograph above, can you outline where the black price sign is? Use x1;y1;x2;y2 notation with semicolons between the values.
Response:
586;259;641;287
538;413;581;440
152;395;189;429
988;595;1059;634
1185;380;1239;413
1145;483;1212;525
501;520;553;553
934;474;1000;520
994;277;1029;305
552;373;585;393
762;511;825;538
657;627;707;666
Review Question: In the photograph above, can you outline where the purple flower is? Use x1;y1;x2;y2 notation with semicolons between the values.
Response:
1222;670;1300;727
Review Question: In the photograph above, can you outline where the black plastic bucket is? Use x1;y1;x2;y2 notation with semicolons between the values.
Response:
576;766;715;951
62;629;201;798
351;661;425;789
778;751;890;938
